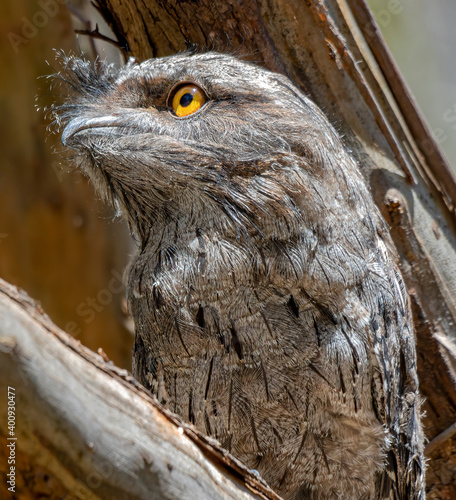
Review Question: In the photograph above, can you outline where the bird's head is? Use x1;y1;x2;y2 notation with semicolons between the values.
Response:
53;52;369;245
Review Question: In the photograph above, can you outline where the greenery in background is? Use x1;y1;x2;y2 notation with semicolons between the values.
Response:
367;0;456;170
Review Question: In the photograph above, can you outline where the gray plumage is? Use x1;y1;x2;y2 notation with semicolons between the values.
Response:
54;52;425;499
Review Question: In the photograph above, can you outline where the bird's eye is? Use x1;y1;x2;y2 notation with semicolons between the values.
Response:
168;83;206;118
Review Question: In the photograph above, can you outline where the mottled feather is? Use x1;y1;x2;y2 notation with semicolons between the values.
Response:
54;52;425;499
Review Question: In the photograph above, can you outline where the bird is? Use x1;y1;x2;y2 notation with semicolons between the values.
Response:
54;51;425;499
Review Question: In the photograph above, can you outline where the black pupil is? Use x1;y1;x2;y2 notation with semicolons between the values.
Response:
180;92;194;107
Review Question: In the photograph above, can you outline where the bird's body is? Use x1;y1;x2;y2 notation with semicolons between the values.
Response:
56;52;425;499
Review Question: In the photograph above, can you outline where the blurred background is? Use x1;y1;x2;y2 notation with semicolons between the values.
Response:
367;0;456;169
1;0;455;370
0;0;133;369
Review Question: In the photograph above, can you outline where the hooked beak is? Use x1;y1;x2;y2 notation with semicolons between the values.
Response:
62;115;128;145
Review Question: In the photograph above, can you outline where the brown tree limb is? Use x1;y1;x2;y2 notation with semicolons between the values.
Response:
74;25;124;51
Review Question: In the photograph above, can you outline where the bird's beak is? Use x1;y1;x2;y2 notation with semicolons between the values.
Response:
62;115;127;146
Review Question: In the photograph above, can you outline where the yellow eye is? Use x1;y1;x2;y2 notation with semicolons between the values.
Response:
169;83;206;117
